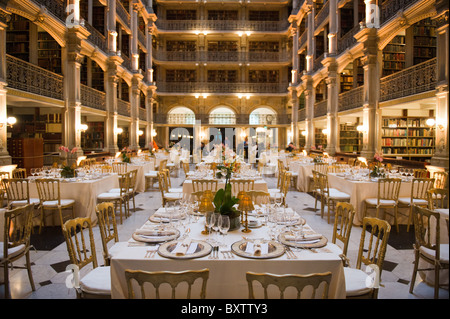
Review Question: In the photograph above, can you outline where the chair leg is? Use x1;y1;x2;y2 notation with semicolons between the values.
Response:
39;207;46;234
434;262;440;299
3;260;10;299
26;250;36;292
394;206;399;233
406;206;413;232
409;249;419;294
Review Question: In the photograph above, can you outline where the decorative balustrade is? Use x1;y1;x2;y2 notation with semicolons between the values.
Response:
139;107;147;121
299;108;306;121
337;24;361;54
121;53;132;70
152;50;290;63
338;86;364;112
33;0;66;21
380;58;436;102
6;54;64;100
156;82;289;94
84;22;108;52
299;30;307;49
155;19;289;32
313;53;325;72
80;84;106;111
380;0;420;26
117;99;131;117
116;0;131;27
291;0;306;16
314;0;329;30
314;100;327;118
138;29;146;48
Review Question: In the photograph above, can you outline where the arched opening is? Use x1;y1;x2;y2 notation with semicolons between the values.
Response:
209;106;236;125
249;107;277;125
168;106;196;125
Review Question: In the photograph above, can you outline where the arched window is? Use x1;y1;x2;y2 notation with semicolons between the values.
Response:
209;106;236;125
168;107;196;125
249;107;277;125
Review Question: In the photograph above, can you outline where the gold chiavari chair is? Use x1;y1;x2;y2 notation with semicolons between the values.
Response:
192;179;219;193
1;178;40;209
397;178;435;232
181;161;190;176
246;271;332;299
427;188;448;210
62;217;111;299
308;163;328;192
362;178;402;232
0;171;10;207
12;168;27;178
413;169;428;178
163;169;183;193
97;173;130;224
432;171;448;190
95;202;120;266
344;217;391;299
35;178;76;234
125;269;210;299
0;204;35;299
410;205;449;299
246;190;270;206
144;159;167;191
112;162;128;174
230;179;255;196
332;202;356;262
158;172;183;207
316;172;351;224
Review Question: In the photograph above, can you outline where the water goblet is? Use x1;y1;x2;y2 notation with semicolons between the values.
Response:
212;213;221;243
219;215;230;247
205;212;216;243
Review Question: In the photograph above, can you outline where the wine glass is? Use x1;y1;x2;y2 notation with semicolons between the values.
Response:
219;215;230;248
205;212;216;243
30;168;36;178
212;213;221;243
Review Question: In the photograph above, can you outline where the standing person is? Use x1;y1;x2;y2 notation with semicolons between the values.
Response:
286;142;295;152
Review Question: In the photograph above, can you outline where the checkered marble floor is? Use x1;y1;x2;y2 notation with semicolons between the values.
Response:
1;166;448;299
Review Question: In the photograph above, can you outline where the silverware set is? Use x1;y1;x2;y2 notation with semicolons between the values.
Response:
144;249;158;258
284;246;297;259
221;250;234;259
209;246;219;259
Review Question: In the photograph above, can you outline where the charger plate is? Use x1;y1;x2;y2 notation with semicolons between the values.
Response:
231;239;285;259
132;229;180;243
278;232;328;249
157;240;212;259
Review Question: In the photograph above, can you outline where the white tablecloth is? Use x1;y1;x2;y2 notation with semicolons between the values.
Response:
110;219;346;299
327;173;412;226
28;174;119;225
293;163;314;192
127;162;155;193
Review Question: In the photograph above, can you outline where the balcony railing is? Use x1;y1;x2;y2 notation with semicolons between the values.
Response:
337;24;361;55
155;20;290;32
116;0;131;27
121;53;132;71
156;82;289;94
33;0;66;22
152;50;290;63
299;108;306;121
380;58;436;102
84;22;108;53
138;29;146;48
117;99;131;117
314;99;327;118
313;53;325;72
6;54;64;100
299;30;307;50
80;84;106;111
338;86;364;112
380;0;420;26
139;107;147;121
291;0;306;16
155;113;291;125
314;0;330;30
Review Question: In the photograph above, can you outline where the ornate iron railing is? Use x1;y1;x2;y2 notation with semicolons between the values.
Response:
379;58;436;102
6;54;64;100
314;99;327;118
338;86;364;112
152;50;290;63
80;84;106;111
84;22;108;52
156;82;290;94
337;24;361;54
138;29;146;48
116;0;131;27
155;113;291;125
117;99;131;117
139;107;147;121
313;53;325;72
299;30;307;49
299;108;306;121
380;0;420;26
33;0;66;21
121;53;132;70
314;0;330;30
155;19;290;32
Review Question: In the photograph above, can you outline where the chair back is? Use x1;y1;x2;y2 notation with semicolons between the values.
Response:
376;178;402;202
62;217;98;270
410;178;435;201
327;165;343;174
2;178;31;207
12;168;27;178
230;179;255;196
412;205;442;260
95;202;119;266
182;162;190;175
112;162;128;174
432;171;448;189
35;178;61;203
117;173;131;197
427;188;448;210
413;169;428;178
163;169;172;188
2;203;34;257
246;271;332;299
246;190;270;205
157;172;169;196
332;202;355;257
276;168;286;189
101;164;113;174
314;163;328;174
356;217;391;275
192;179;218;193
277;159;285;172
128;169;138;192
158;159;168;171
125;269;209;299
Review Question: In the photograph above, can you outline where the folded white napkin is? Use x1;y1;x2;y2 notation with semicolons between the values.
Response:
172;238;197;256
154;208;183;219
135;229;175;236
245;240;268;256
284;233;322;241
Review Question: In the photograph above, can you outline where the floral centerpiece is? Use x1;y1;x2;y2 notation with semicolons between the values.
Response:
59;146;78;178
121;147;131;163
212;146;242;230
369;152;385;178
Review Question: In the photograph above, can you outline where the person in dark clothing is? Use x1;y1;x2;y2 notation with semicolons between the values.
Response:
286;142;295;152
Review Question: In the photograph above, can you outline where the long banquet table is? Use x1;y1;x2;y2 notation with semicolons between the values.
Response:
110;212;346;299
327;173;412;226
127;161;155;193
28;174;119;225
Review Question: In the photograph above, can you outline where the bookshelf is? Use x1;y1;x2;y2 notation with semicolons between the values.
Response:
248;10;279;21
340;70;353;93
37;31;62;74
355;58;364;87
91;61;104;92
381;116;435;161
315;127;327;150
6;14;30;62
413;18;436;65
207;70;237;82
382;35;405;77
207;10;238;20
249;41;279;52
117;126;130;149
339;123;362;153
81;122;105;150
